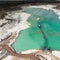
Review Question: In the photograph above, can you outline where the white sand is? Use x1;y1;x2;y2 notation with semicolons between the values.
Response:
52;51;60;59
21;49;39;54
2;55;13;60
27;5;56;10
7;12;31;32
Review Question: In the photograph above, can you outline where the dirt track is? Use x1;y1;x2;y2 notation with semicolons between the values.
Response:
0;44;41;60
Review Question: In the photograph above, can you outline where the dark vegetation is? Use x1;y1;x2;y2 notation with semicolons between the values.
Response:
54;4;60;9
0;1;60;19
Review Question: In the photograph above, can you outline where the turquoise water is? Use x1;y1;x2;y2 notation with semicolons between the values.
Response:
12;8;60;52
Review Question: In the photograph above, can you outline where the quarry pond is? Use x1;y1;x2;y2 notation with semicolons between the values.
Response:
12;7;60;52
